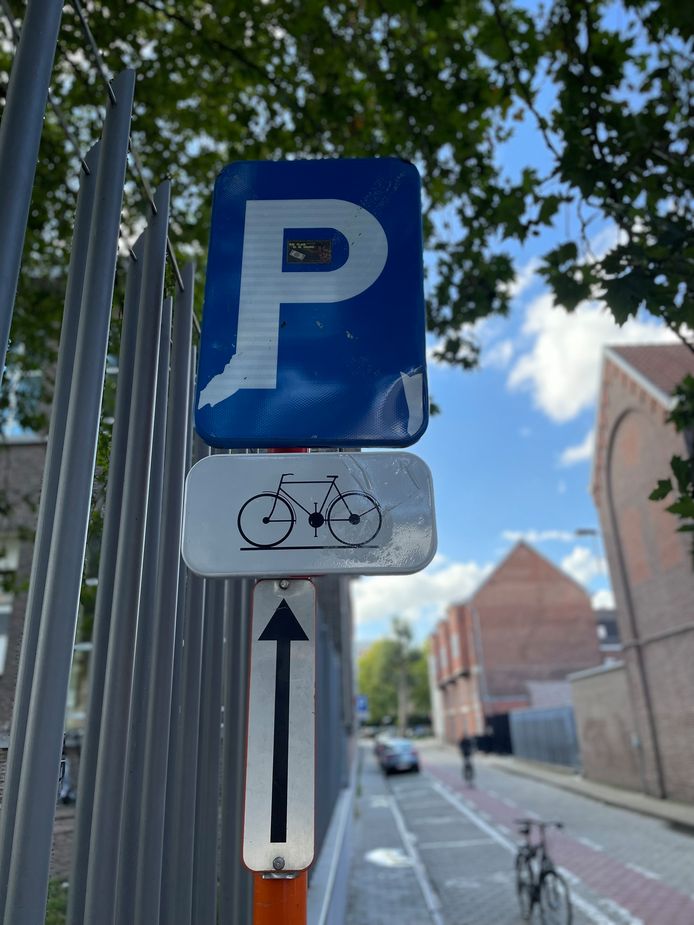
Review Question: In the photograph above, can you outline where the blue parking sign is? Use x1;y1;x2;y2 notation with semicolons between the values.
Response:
195;158;428;448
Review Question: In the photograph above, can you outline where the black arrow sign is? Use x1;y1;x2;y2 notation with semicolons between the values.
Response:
259;598;309;843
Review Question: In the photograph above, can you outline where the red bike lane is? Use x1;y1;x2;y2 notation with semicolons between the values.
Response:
427;763;694;925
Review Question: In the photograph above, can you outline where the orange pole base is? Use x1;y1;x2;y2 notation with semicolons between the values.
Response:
253;871;307;925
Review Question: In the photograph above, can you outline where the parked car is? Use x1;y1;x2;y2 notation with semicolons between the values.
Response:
377;737;420;775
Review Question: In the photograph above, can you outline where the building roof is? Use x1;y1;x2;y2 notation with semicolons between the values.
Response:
465;540;590;606
608;344;694;405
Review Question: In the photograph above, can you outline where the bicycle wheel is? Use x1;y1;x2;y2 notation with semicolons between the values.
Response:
237;493;295;548
327;491;382;546
539;871;572;925
515;854;534;921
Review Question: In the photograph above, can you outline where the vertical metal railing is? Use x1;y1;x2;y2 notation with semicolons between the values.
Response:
192;576;225;925
82;180;170;925
67;237;144;925
220;578;253;925
133;263;195;924
0;140;99;918
0;10;359;922
2;69;136;925
0;0;64;385
113;294;172;925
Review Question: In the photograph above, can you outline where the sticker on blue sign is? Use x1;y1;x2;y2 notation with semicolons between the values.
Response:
195;158;428;449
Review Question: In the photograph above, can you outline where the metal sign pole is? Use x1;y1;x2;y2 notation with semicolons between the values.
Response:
253;871;308;925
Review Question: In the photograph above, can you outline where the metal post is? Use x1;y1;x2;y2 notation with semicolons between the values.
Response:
192;577;225;925
83;180;170;925
0;143;98;919
2;69;135;925
220;578;253;925
253;872;308;925
0;0;64;386
164;571;206;925
133;265;194;924
113;296;172;925
160;347;199;925
67;237;144;925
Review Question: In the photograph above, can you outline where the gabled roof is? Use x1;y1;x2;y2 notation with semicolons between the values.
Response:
592;343;694;499
455;540;590;607
607;344;694;407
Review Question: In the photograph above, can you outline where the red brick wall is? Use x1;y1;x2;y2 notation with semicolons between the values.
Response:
594;354;694;803
572;663;642;791
471;543;601;700
0;441;47;735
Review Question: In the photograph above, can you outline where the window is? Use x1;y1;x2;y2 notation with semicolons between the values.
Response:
450;631;460;661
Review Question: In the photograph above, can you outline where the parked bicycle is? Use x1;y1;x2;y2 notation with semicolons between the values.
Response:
515;818;572;924
237;472;382;549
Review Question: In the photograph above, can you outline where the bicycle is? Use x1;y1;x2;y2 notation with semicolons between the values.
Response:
515;819;572;924
462;755;475;786
237;472;382;549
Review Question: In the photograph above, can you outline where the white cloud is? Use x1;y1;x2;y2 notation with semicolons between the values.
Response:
502;529;576;544
351;555;492;638
561;545;607;586
507;295;677;422
506;257;541;300
483;338;515;370
559;428;595;467
592;588;615;609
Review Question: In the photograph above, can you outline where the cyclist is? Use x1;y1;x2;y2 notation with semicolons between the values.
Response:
458;733;475;785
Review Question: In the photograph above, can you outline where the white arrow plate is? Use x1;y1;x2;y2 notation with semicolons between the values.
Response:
243;579;315;872
181;451;436;578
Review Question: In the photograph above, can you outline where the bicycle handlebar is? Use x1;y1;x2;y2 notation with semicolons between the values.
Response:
514;818;564;830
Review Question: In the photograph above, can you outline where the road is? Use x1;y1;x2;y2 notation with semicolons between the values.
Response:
346;741;694;925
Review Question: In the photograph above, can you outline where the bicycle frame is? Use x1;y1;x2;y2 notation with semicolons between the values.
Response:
267;473;347;521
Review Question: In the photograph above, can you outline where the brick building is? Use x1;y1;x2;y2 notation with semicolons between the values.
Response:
430;542;601;745
586;343;694;802
0;438;46;735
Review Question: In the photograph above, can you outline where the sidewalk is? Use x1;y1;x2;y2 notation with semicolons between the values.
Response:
345;745;436;925
430;740;694;829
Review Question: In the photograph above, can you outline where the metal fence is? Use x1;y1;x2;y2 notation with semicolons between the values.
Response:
509;705;581;770
0;2;354;923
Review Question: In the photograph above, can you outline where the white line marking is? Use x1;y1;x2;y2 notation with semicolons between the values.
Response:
578;836;604;852
599;897;644;924
418;838;497;850
500;797;518;808
626;863;662;881
426;775;618;925
388;789;445;925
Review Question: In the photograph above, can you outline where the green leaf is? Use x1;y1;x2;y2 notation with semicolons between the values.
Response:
649;479;673;502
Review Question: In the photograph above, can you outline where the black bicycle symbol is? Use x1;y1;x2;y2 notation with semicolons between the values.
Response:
237;473;382;549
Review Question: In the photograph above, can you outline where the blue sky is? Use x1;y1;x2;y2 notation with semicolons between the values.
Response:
352;232;676;644
351;7;678;643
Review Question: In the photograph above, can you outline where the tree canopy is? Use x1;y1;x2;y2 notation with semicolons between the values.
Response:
1;0;692;523
358;619;431;727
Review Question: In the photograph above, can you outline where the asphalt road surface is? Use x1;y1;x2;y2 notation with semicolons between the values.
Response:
347;741;694;925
